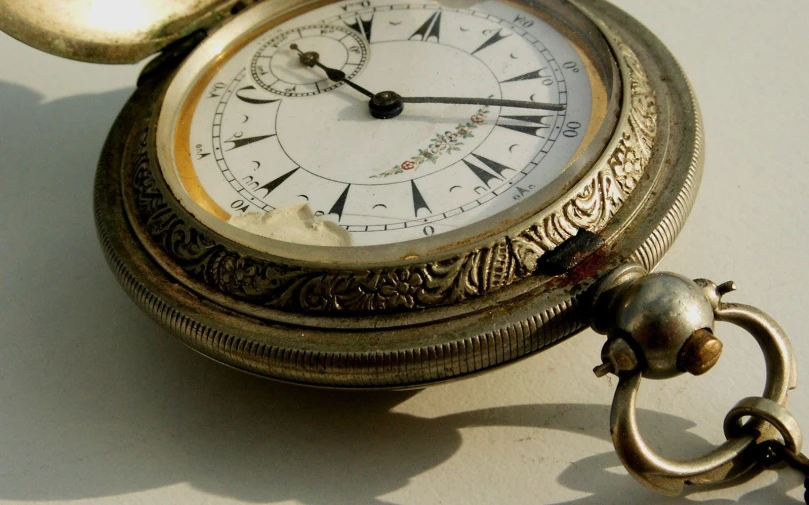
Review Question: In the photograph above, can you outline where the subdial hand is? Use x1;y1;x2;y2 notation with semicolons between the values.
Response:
290;43;375;99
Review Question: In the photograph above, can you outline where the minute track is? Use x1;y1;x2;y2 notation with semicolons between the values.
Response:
184;0;591;246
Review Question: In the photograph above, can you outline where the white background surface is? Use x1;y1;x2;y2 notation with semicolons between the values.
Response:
1;1;808;504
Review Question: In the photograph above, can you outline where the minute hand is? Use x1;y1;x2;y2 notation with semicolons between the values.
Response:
398;96;566;112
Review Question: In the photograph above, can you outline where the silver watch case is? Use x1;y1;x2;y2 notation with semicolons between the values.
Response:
92;0;702;387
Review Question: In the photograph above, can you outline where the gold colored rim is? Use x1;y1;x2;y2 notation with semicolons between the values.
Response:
168;0;615;243
173;0;337;221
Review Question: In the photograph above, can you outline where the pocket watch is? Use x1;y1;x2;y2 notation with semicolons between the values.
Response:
3;0;807;499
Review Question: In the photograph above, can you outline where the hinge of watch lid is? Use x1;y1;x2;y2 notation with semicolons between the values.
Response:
137;30;208;87
229;1;251;16
136;0;264;86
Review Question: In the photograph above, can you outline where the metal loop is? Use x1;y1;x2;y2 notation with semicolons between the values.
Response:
725;397;803;454
610;302;797;496
756;440;809;474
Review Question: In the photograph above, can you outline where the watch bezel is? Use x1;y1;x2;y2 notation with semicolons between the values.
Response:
93;0;703;386
154;0;623;268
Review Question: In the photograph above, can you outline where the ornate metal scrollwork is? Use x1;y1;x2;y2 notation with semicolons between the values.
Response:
129;42;657;314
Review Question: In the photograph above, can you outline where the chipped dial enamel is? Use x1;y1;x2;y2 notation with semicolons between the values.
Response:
177;0;593;246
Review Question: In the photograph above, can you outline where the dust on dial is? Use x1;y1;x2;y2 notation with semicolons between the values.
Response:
172;0;602;247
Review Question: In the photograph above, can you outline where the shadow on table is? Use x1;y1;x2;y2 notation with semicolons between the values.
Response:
0;82;803;505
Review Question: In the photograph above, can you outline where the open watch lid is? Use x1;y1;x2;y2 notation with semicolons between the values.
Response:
0;0;248;63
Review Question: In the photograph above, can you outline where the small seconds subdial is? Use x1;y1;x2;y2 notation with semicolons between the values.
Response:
250;24;369;97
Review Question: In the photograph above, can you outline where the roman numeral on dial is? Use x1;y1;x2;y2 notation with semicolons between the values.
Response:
409;11;442;42
345;14;374;41
472;29;510;54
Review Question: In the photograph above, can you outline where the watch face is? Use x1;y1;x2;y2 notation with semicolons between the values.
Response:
97;0;690;386
160;0;615;252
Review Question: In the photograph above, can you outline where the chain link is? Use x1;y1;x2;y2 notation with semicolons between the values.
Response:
755;440;809;504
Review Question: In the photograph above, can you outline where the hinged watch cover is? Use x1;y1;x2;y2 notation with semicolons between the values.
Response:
0;0;252;63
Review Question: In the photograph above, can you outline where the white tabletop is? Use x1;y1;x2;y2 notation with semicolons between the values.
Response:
1;1;808;504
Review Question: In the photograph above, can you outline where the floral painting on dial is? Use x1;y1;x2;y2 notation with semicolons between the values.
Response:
370;104;491;179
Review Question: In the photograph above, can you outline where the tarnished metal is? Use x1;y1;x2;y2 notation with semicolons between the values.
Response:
593;337;639;378
537;230;606;276
592;266;800;495
725;397;803;454
90;0;704;386
6;0;804;500
154;0;626;275
591;271;717;380
677;328;723;376
0;0;253;63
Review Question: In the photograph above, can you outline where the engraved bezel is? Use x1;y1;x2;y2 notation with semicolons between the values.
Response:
156;0;623;269
93;0;703;387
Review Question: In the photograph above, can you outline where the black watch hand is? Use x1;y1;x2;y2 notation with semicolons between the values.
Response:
398;95;566;112
291;44;375;99
290;45;564;118
368;91;565;119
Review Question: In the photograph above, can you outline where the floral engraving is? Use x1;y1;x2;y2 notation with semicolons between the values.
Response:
509;42;658;271
370;104;490;178
130;41;657;314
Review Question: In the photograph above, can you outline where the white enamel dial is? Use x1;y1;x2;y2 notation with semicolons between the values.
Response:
173;0;598;247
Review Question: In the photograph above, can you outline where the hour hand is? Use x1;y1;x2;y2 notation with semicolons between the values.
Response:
290;43;375;99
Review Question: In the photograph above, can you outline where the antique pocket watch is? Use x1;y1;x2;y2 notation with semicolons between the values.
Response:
3;0;807;499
